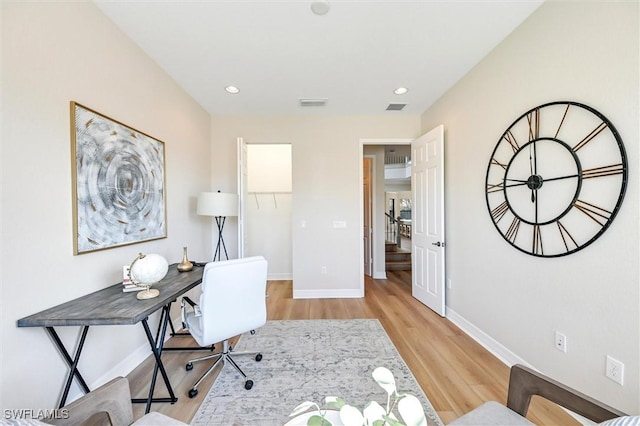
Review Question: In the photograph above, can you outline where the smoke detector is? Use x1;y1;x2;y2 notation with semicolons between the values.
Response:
311;1;330;16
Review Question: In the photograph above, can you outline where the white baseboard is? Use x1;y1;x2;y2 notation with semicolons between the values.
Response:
268;272;292;280
372;272;387;279
293;288;363;299
445;307;531;368
446;308;593;425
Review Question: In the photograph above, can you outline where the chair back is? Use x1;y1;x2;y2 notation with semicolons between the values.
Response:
198;256;268;344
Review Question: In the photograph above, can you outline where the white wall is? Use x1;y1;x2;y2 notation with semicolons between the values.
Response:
421;1;639;413
2;2;211;411
210;116;421;298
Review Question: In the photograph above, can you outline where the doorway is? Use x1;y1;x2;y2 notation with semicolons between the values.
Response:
239;141;293;280
359;138;413;294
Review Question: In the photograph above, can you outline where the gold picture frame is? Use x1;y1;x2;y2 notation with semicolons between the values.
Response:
71;102;167;255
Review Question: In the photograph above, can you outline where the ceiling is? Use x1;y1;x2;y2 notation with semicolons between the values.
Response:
94;0;544;116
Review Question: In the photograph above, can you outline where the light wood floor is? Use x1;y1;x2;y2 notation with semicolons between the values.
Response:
128;272;578;425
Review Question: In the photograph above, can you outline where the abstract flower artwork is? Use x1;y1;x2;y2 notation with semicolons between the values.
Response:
71;102;166;254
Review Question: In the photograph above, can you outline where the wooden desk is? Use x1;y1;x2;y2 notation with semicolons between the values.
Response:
17;265;204;414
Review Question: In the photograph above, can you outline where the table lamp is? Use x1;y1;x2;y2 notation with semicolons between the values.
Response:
197;191;238;261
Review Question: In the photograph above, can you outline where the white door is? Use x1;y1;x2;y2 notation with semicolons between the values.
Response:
411;125;446;316
237;137;247;258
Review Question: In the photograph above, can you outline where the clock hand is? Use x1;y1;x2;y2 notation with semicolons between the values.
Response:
529;145;534;176
533;140;538;176
504;181;531;188
544;173;579;183
528;145;536;202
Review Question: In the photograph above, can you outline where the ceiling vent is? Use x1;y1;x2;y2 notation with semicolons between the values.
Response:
386;103;407;111
299;98;327;107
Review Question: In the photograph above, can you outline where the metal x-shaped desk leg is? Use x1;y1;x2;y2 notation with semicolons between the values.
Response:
46;326;91;408
131;304;178;413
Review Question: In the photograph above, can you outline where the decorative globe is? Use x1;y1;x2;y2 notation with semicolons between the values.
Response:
129;253;168;299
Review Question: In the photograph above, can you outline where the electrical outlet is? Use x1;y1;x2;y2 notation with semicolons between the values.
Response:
554;331;567;353
446;278;452;289
321;266;327;274
606;355;624;385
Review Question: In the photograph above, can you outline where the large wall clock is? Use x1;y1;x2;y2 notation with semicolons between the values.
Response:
485;101;627;257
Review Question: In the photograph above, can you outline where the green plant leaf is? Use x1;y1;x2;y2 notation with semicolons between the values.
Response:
325;396;346;410
381;414;405;426
363;400;386;424
339;404;364;426
308;414;332;426
397;394;427;426
290;401;319;417
372;367;396;396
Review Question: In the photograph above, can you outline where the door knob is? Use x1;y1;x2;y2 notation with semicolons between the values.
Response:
432;241;444;247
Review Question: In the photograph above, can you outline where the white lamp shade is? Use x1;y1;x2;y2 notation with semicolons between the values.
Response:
197;192;238;217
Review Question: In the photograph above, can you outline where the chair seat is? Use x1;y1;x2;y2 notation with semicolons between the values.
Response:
184;310;205;347
448;401;535;425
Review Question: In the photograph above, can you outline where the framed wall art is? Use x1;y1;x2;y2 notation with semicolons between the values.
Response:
71;102;167;255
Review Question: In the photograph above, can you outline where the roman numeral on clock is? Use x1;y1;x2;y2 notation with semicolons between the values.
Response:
503;130;520;153
527;108;540;141
486;182;504;193
505;217;520;243
490;201;509;222
582;163;624;179
574;199;611;226
556;220;578;253
573;121;608;152
532;225;543;255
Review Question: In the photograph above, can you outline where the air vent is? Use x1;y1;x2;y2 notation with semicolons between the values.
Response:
299;98;327;107
386;103;407;111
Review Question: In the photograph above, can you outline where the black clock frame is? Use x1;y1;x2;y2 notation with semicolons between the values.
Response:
485;101;628;258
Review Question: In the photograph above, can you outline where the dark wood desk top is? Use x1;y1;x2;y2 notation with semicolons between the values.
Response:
17;265;204;327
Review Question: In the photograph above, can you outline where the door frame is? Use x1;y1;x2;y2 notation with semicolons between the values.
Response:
363;155;375;277
358;138;414;295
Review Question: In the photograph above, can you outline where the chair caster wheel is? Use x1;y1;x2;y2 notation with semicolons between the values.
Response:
244;380;253;390
186;363;193;371
250;329;256;335
188;388;198;398
255;353;263;362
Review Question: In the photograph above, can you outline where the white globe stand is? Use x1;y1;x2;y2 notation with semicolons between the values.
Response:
128;253;168;301
136;285;161;300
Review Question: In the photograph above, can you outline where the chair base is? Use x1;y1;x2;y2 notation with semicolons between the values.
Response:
185;340;262;398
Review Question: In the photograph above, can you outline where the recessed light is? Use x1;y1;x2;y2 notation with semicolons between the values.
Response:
394;87;409;95
225;85;240;94
311;1;330;16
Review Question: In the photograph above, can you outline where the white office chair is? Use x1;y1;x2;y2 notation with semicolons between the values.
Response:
181;256;268;398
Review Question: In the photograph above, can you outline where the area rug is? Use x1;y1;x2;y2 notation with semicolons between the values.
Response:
190;319;443;426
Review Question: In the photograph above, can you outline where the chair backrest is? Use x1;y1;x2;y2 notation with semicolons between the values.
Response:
45;376;134;426
198;256;268;345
